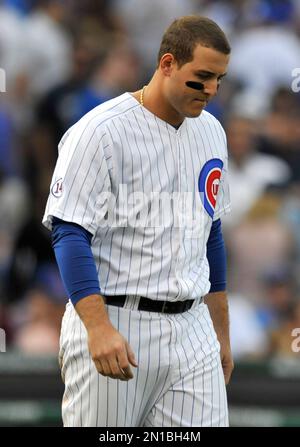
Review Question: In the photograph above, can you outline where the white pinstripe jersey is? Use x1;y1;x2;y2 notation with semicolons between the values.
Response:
43;92;230;302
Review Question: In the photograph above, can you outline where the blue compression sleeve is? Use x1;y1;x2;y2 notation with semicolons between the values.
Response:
51;217;100;305
207;219;226;293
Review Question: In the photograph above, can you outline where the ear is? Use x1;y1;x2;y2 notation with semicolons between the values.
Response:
159;53;176;77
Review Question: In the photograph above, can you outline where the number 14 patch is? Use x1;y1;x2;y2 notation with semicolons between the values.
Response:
51;178;63;198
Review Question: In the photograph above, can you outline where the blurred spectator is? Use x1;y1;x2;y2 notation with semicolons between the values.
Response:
229;292;268;359
229;0;300;115
223;115;291;228
21;0;73;101
12;267;65;354
200;0;248;36
0;106;16;176
259;87;300;181
0;170;29;236
0;0;73;133
35;33;139;147
0;2;25;89
68;0;122;34
269;300;300;358
227;193;294;299
111;0;197;77
13;289;63;355
255;267;300;358
4;183;54;305
257;267;297;331
4;0;32;15
280;184;300;275
88;37;139;99
0;168;29;289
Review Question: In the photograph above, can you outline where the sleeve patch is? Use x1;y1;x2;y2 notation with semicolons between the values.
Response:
51;178;64;198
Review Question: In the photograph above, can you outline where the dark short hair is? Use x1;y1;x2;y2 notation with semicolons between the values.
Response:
157;15;231;67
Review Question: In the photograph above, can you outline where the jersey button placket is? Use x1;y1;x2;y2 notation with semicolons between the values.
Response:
175;133;188;300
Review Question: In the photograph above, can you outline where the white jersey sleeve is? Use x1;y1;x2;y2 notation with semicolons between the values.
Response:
213;122;231;221
42;116;111;234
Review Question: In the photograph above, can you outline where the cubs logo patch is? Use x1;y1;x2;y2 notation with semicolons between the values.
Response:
51;178;63;198
198;158;223;218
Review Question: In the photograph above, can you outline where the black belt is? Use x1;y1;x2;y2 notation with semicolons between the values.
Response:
103;295;195;314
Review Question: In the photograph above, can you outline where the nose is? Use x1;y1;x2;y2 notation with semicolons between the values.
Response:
203;79;219;97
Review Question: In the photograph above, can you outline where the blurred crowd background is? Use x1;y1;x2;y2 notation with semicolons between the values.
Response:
0;0;300;361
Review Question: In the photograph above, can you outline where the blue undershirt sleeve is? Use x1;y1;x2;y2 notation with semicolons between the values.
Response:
51;217;101;306
207;218;227;293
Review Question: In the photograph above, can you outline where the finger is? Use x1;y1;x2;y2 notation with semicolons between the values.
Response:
223;365;233;385
97;358;111;377
94;359;104;375
96;361;127;381
117;350;134;379
120;364;133;380
224;373;230;385
107;356;129;381
225;374;232;385
227;368;233;383
126;342;138;367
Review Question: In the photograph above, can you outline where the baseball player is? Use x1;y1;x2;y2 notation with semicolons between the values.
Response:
43;15;233;427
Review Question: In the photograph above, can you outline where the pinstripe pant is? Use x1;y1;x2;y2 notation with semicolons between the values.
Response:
59;299;229;427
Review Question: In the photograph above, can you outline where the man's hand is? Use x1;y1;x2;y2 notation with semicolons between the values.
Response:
205;291;234;385
88;321;138;381
220;343;234;385
75;294;138;381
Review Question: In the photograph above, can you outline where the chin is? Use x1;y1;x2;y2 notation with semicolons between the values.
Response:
185;109;204;118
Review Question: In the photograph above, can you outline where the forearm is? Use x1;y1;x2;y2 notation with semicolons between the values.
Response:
204;290;230;346
204;290;233;384
51;218;138;380
75;294;111;331
52;219;112;331
75;293;137;380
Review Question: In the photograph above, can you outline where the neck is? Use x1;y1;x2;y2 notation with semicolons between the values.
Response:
138;74;185;127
